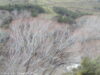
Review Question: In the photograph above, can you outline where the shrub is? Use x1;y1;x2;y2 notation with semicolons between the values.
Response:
31;11;38;17
57;15;75;24
0;4;45;18
53;7;88;24
53;7;81;19
30;5;45;17
30;5;45;13
0;4;45;13
75;57;100;75
3;17;12;24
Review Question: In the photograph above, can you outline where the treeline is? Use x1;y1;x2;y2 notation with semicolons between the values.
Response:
0;4;45;17
0;4;89;24
0;4;46;28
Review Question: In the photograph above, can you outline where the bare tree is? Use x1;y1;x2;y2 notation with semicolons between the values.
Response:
0;18;78;75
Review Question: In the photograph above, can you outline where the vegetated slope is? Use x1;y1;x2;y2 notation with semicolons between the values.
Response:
0;0;100;15
0;15;100;75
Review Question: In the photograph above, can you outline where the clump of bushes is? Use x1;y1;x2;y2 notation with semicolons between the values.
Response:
30;5;45;17
57;15;75;24
31;11;38;17
53;7;81;18
75;57;100;75
0;4;45;12
0;4;45;17
53;7;87;24
64;57;100;75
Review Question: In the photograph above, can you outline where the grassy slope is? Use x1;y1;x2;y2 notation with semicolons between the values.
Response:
0;0;100;15
0;0;10;6
29;0;100;14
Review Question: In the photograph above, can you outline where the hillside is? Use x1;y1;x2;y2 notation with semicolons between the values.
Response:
0;0;100;75
0;14;100;75
0;0;100;14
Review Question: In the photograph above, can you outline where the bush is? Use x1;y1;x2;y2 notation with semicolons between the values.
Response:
3;17;12;24
0;4;45;18
75;57;100;75
31;11;38;17
53;7;88;24
0;4;45;17
53;7;81;19
0;4;45;12
30;5;45;13
57;15;75;24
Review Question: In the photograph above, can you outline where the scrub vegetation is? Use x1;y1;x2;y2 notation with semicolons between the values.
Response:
0;0;100;75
